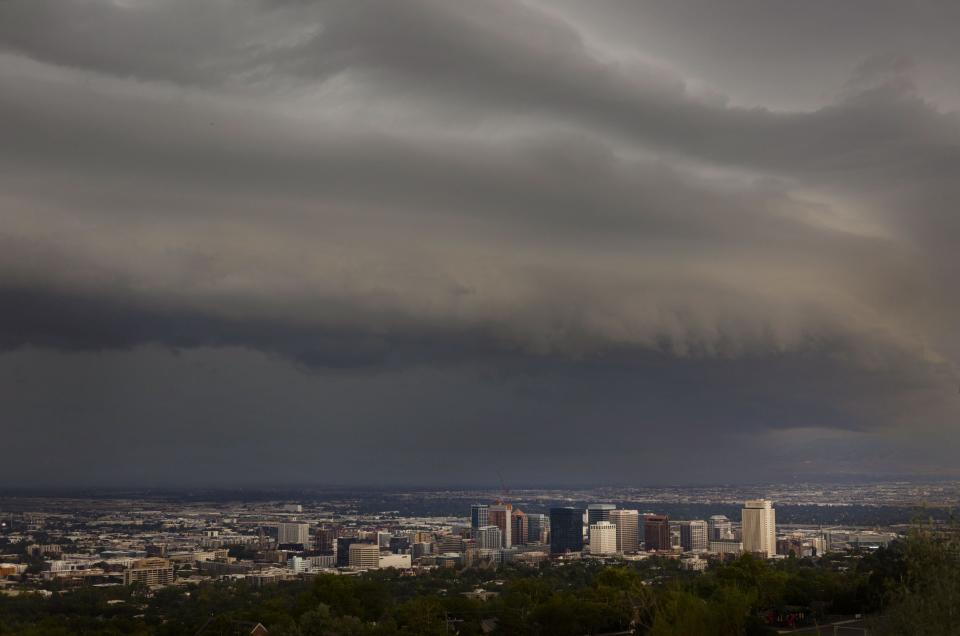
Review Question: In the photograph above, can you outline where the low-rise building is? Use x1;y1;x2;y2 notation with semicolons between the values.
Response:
709;540;742;556
123;558;174;587
378;554;412;569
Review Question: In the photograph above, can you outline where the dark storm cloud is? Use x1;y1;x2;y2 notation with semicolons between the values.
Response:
1;0;959;484
0;57;939;356
0;286;514;371
1;342;955;487
5;0;957;176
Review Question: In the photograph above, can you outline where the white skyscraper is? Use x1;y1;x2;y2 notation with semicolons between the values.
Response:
679;520;709;553
742;500;776;557
475;525;502;550
589;521;617;556
277;522;310;546
609;509;640;553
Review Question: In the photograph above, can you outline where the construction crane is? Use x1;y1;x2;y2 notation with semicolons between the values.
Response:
497;469;510;502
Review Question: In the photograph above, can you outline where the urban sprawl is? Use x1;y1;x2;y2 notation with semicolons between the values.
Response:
0;488;913;594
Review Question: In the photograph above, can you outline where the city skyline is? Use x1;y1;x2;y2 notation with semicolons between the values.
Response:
3;0;960;486
0;485;929;633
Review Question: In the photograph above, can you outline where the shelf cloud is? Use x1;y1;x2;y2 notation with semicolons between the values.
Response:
1;0;958;485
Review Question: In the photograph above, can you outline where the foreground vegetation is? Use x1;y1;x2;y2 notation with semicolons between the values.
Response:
1;524;957;635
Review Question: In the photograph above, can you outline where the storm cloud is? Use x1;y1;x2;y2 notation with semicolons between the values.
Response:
1;0;958;486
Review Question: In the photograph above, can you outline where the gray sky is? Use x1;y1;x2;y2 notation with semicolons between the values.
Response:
1;0;958;487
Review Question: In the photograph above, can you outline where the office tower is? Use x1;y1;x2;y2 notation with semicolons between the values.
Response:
526;513;547;543
123;558;174;586
336;537;357;567
277;522;310;546
777;536;806;557
388;536;410;554
550;507;585;554
488;503;513;548
644;514;670;551
412;542;433;559
315;527;336;555
438;534;465;553
471;504;489;529
377;531;392;548
609;509;640;553
680;520;709;552
475;525;502;550
589;521;617;556
587;503;616;525
708;515;733;541
511;509;528;546
411;531;433;543
348;543;380;569
742;500;776;557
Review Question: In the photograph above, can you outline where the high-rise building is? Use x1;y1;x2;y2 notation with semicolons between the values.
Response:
471;504;489;529
742;500;776;557
680;520;709;553
438;534;465;553
277;522;310;546
526;513;547;544
708;515;733;541
377;532;392;549
589;521;617;556
315;527;337;555
389;536;410;554
609;509;640;553
412;542;433;559
644;514;670;551
777;535;810;557
550;507;584;554
587;504;616;525
336;537;357;567
123;558;174;586
475;525;502;550
489;503;513;548
511;509;528;546
348;543;381;569
412;531;433;543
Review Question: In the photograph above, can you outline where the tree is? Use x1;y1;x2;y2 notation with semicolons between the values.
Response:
394;596;448;635
873;520;960;635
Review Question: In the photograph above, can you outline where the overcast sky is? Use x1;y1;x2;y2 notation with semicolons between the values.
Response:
2;0;959;488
